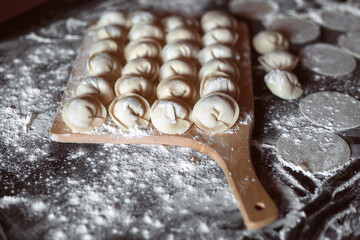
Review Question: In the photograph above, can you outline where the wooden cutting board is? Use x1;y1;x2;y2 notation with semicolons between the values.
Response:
50;20;278;230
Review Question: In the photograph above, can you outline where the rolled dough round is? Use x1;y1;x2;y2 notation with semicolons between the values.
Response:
229;0;278;20
338;32;360;59
319;9;360;32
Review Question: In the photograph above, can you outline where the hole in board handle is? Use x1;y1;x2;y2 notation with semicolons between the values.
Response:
254;202;265;211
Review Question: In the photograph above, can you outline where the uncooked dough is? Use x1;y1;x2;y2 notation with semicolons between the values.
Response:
202;28;239;47
201;11;237;32
276;127;351;173
62;95;107;132
109;93;151;130
128;23;164;42
319;9;360;32
161;41;200;62
95;25;127;41
299;43;356;77
114;75;156;103
89;39;123;58
264;70;303;100
258;50;298;72
162;16;199;32
192;92;239;133
159;59;197;82
200;72;240;101
198;59;240;83
121;57;159;83
97;11;129;28
87;52;122;78
150;97;193;134
198;44;240;65
156;76;197;104
229;0;278;20
166;27;200;44
124;38;162;61
338;32;360;59
299;91;360;130
252;31;289;54
128;10;157;26
268;17;320;44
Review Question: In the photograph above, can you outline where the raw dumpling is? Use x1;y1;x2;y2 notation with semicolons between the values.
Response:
162;15;199;32
72;76;115;105
166;27;201;44
125;38;162;61
159;58;197;82
150;97;193;134
114;75;156;103
264;70;303;100
128;10;157;26
97;11;129;28
89;39;123;58
258;50;298;72
122;57;159;82
161;41;200;62
252;31;289;54
200;72;240;101
94;25;127;41
202;28;239;46
198;59;240;83
109;93;151;130
157;76;197;104
128;23;164;42
87;52;122;79
62;95;107;132
201;11;238;32
192;92;239;133
198;44;240;65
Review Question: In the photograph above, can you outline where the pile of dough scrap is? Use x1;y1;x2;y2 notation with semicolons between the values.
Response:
62;10;243;134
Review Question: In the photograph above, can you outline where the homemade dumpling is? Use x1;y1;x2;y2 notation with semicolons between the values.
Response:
198;58;240;83
200;72;240;101
198;44;240;65
122;57;159;82
125;38;162;61
62;95;107;132
89;39;123;58
264;70;303;100
128;10;157;26
252;31;289;54
162;15;199;32
193;92;239;133
258;50;298;72
72;76;115;105
159;58;197;82
166;26;201;44
161;41;200;62
157;76;197;104
150;97;193;134
109;93;151;130
114;75;156;103
201;11;238;32
202;28;239;46
128;23;164;42
97;11;129;28
94;25;127;41
87;52;122;79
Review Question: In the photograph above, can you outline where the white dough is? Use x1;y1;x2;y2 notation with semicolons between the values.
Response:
87;52;122;78
73;76;115;105
109;93;151;130
159;58;197;82
276;127;351;173
264;70;303;100
161;41;200;62
192;92;239;133
338;32;360;59
122;57;159;83
150;97;193;134
128;23;164;42
97;11;129;28
198;44;240;65
229;0;278;20
252;31;289;54
319;9;360;32
94;25;127;41
299;91;360;130
157;76;197;104
62;95;107;132
299;43;356;77
198;59;240;83
202;28;239;47
201;11;237;32
200;72;240;101
114;75;156;104
124;38;162;61
258;50;298;72
162;15;199;32
89;39;123;58
128;10;157;26
166;26;200;44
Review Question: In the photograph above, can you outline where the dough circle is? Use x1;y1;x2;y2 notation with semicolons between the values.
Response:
319;9;360;32
299;91;360;130
338;32;360;59
229;0;278;20
299;43;356;77
276;127;351;173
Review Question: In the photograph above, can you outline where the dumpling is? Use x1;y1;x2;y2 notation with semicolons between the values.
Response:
125;38;162;61
128;10;157;26
252;31;289;54
201;11;238;32
162;15;199;32
72;76;115;105
128;23;164;42
114;75;156;103
202;28;239;47
62;95;107;132
198;44;240;65
258;50;298;72
122;57;159;82
150;97;193;134
89;39;123;58
198;58;240;83
157;76;197;104
161;41;200;62
97;11;129;28
264;70;303;100
109;93;151;130
159;58;197;82
166;26;201;44
87;52;122;79
199;72;240;101
192;92;239;133
94;25;127;41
